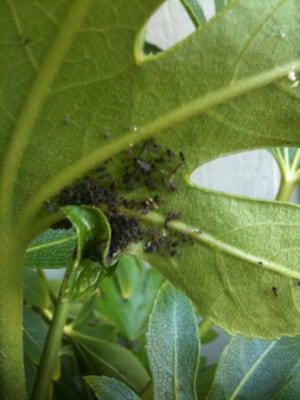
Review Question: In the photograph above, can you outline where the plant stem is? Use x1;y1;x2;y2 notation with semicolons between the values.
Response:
276;175;297;202
0;234;27;400
31;262;74;400
199;318;214;339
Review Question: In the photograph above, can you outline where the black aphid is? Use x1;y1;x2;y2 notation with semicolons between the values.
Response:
170;248;177;257
165;211;181;227
167;182;177;192
272;286;279;297
51;139;190;259
179;151;185;162
137;159;151;172
22;37;30;45
108;213;142;259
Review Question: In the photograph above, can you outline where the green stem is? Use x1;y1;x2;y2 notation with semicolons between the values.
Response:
31;262;74;400
276;175;297;202
199;319;214;339
0;234;27;400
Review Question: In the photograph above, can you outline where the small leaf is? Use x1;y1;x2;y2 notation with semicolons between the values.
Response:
197;364;216;399
147;282;201;400
208;336;300;399
63;205;114;300
23;269;50;308
54;349;91;400
201;328;219;345
181;0;206;26
214;0;228;13
85;376;140;400
70;328;150;393
24;354;37;398
24;229;76;269
97;256;163;340
23;307;48;365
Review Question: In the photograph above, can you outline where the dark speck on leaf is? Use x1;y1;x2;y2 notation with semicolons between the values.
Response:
103;131;111;141
179;151;185;162
258;261;263;266
63;117;70;127
272;286;278;297
22;37;30;45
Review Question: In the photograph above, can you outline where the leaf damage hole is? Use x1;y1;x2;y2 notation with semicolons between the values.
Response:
141;0;215;57
190;150;283;201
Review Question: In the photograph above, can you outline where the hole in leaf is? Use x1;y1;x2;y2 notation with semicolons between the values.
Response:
143;0;215;55
190;150;300;202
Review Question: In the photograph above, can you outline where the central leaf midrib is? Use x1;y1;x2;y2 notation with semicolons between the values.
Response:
228;341;276;399
0;0;93;222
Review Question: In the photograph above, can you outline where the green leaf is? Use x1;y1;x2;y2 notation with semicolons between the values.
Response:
142;188;300;338
2;0;300;229
70;328;150;393
97;256;163;340
147;283;201;400
208;335;300;399
201;328;219;345
24;229;76;269
214;0;228;13
54;349;92;400
197;364;216;399
23;269;50;308
85;376;140;400
181;0;206;26
3;0;300;340
63;205;113;299
23;307;48;365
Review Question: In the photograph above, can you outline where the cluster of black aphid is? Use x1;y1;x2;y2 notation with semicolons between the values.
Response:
50;139;187;259
143;228;195;258
118;139;185;193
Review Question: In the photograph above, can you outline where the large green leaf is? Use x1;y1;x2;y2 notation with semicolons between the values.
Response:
208;335;300;399
141;189;300;338
85;376;140;400
2;0;300;340
147;283;201;400
1;0;300;226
